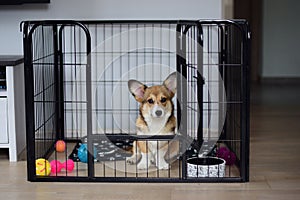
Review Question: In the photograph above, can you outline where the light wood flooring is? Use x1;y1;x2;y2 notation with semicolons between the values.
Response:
1;82;300;200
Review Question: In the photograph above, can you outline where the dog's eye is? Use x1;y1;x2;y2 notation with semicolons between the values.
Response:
148;99;154;104
161;97;167;103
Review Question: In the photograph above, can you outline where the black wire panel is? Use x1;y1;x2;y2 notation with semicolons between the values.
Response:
22;20;250;182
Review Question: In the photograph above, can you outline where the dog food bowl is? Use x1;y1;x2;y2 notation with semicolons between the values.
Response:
187;157;226;178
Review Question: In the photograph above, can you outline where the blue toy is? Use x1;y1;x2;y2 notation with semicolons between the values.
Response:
77;144;96;163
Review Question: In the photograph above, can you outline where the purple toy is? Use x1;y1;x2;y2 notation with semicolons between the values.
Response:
216;147;236;165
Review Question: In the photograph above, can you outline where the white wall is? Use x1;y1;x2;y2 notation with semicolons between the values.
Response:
0;0;223;55
262;0;300;77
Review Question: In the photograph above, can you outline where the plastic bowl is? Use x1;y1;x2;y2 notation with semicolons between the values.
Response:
187;157;226;178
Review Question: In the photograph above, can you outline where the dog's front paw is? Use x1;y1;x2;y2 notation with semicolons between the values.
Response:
157;159;170;170
126;156;138;164
137;161;151;170
137;154;151;170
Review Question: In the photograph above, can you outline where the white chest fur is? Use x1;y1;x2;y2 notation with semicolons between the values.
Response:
144;115;169;135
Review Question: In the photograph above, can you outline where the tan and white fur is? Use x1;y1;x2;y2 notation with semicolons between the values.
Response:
127;72;178;170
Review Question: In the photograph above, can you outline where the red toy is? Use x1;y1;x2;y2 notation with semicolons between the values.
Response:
55;140;66;152
50;159;75;173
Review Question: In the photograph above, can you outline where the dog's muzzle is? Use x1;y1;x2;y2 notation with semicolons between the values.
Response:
155;110;162;117
152;105;164;118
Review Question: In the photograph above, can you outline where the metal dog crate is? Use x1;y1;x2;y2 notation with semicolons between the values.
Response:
22;20;250;182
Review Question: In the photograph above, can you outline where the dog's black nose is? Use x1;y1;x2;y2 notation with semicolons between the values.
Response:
155;110;162;117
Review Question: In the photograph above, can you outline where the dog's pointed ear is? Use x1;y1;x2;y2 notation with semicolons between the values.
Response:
128;80;147;103
163;72;177;98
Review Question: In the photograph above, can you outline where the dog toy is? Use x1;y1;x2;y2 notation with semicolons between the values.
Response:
50;160;62;173
216;147;236;165
35;158;51;176
64;159;75;171
50;159;75;173
55;140;66;152
77;143;97;163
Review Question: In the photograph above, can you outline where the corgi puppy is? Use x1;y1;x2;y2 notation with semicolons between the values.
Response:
127;72;178;170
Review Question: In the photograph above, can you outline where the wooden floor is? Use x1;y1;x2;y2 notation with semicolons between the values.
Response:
1;82;300;200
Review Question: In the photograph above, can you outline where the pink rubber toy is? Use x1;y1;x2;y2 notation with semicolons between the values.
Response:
50;160;63;173
64;159;75;171
50;159;75;174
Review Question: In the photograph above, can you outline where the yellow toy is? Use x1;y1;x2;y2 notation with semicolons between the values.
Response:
35;158;51;176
